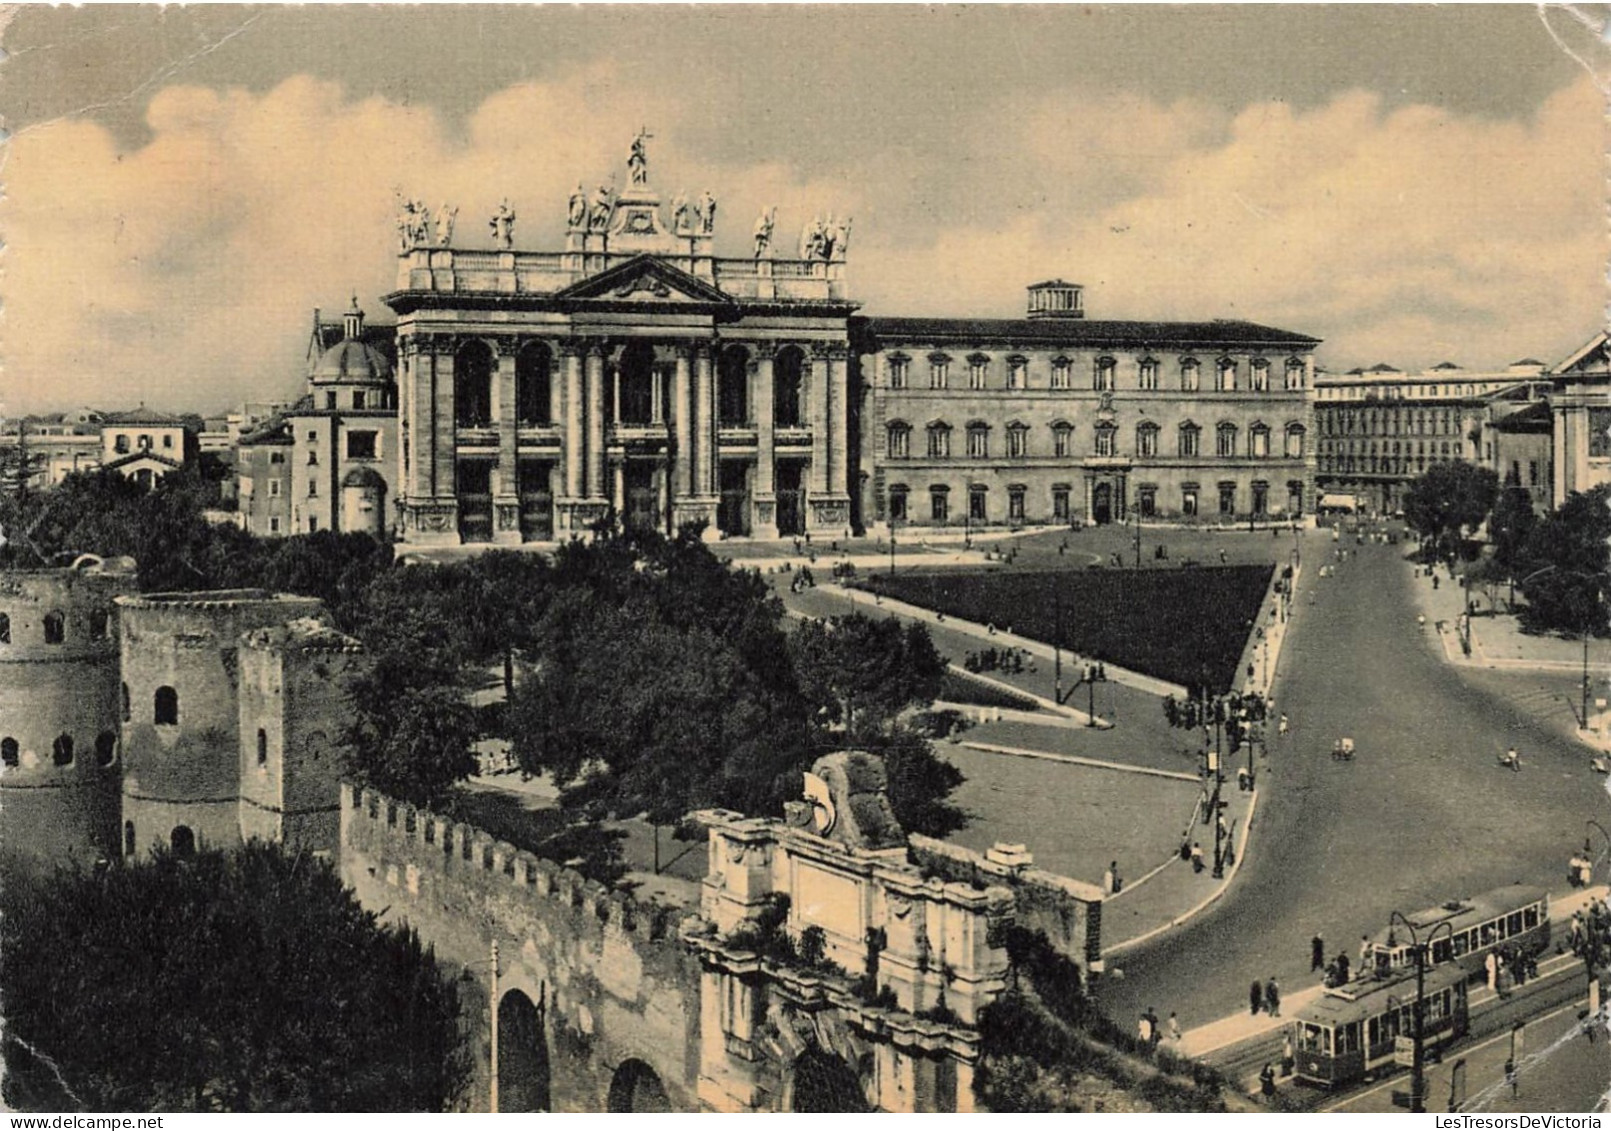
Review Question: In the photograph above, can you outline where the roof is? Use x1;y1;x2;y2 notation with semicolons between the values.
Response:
1027;278;1081;289
103;407;190;427
1365;362;1403;374
1430;361;1463;371
238;419;293;446
1370;884;1547;944
1555;331;1609;375
102;451;185;472
856;316;1320;349
1295;964;1467;1028
313;337;393;384
1491;400;1553;432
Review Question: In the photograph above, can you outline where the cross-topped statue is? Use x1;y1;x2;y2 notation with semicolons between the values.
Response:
628;126;653;186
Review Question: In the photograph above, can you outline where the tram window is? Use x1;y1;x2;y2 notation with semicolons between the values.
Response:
1481;924;1495;945
1507;912;1523;936
1300;1024;1325;1053
1467;929;1479;951
1431;939;1453;963
1524;905;1539;929
1452;933;1469;957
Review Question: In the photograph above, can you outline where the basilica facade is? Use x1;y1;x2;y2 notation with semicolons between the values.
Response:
384;141;1320;546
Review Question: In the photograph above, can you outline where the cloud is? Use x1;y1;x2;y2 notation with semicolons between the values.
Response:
2;70;1604;415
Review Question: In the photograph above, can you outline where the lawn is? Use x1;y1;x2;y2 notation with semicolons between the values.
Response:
859;564;1273;693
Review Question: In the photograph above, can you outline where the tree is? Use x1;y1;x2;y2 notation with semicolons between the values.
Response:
1402;462;1498;562
345;683;481;809
1489;479;1539;578
788;614;947;738
1517;485;1611;636
0;844;469;1111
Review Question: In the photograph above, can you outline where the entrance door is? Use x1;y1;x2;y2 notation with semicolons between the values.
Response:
456;461;494;543
624;461;658;533
718;461;750;537
518;460;554;542
776;462;805;537
1092;481;1113;525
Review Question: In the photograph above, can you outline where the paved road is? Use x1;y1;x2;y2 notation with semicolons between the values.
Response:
1095;531;1611;1046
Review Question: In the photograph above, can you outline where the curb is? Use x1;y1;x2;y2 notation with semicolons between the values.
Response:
1103;785;1260;960
960;740;1200;782
942;663;1095;724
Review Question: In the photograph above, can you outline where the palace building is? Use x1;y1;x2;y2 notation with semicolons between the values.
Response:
377;138;1320;546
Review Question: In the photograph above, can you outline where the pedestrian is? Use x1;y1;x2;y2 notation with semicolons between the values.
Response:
1505;1056;1518;1098
1249;979;1263;1016
1281;1033;1295;1078
1103;862;1116;895
1265;977;1281;1017
1191;841;1204;873
1433;574;1440;590
1311;934;1325;972
1359;934;1371;970
1145;1006;1161;1046
1167;1011;1182;1043
1486;950;1499;991
1220;549;1228;565
1259;1063;1277;1102
1138;1011;1154;1044
1279;713;1290;737
1336;952;1351;983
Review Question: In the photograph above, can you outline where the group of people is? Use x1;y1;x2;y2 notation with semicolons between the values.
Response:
1484;945;1538;996
1136;1006;1182;1048
963;646;1030;675
1568;843;1599;888
788;566;817;593
1248;976;1282;1017
1568;902;1611;968
1311;933;1359;988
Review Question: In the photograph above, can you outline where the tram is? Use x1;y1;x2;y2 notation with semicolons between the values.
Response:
1365;885;1550;979
1291;965;1470;1088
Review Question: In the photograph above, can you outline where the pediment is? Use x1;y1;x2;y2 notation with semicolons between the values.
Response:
554;255;735;307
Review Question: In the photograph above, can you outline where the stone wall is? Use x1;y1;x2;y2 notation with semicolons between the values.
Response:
339;784;704;1113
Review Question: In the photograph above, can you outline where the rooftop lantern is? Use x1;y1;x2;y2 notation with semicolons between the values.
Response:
1026;279;1084;320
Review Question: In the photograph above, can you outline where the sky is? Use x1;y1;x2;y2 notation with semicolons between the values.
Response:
2;4;1608;416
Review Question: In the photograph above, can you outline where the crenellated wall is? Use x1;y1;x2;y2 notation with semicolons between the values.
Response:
339;784;705;1113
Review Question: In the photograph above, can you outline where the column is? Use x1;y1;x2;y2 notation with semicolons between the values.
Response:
563;345;583;499
828;346;850;497
586;344;607;499
651;364;664;425
493;339;520;544
1085;475;1095;526
405;338;431;501
673;347;693;498
754;345;776;536
612;459;625;516
808;344;829;493
434;338;456;503
694;343;715;497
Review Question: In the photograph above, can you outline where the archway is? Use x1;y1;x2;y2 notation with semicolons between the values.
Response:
789;1044;870;1113
497;989;551;1112
1092;482;1113;525
454;341;495;428
170;826;196;857
607;1058;671;1112
718;345;750;426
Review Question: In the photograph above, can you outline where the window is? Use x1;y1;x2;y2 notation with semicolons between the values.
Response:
930;487;950;522
308;430;318;443
1180;358;1200;392
1053;486;1071;522
888;485;909;522
1;737;17;767
171;826;196;857
309;516;319;532
1285;425;1306;458
1137;423;1159;458
1094;357;1116;391
1182;487;1199;516
1284;359;1304;389
89;609;109;640
1094;425;1117;458
1591;409;1611;458
1250;359;1270;392
1051;357;1072;390
1006;423;1028;458
43;611;64;645
114;434;130;454
269;517;281;534
1216;424;1238;458
0;614;9;644
162;434;174;449
1250;425;1271;458
121;682;131;722
138;434;152;451
1008;486;1026;524
269;480;281;497
1138;357;1159;391
308;477;318;497
352;390;367;410
53;733;74;767
154;686;178;726
257;728;268;766
270;452;286;465
95;731;117;767
1252;481;1268;515
928;354;951;390
517;342;553;424
966;423;990;459
887;422;911;460
1007;357;1028;390
1179;423;1201;458
124;821;135;857
308;449;319;466
1288;482;1304;517
1219;482;1236;514
926;423;952;459
888;354;910;389
326;391;338;410
968;355;989;390
1139;486;1157;517
969;485;988;522
1529;460;1539;486
1216;358;1237;392
1053;423;1073;459
347;431;378;460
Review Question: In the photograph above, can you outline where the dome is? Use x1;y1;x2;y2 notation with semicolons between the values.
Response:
313;338;392;385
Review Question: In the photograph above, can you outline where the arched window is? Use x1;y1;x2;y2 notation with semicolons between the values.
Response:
0;613;10;644
1;737;17;767
1180;357;1201;392
886;421;911;460
1178;422;1201;458
775;346;806;427
718;345;750;426
1094;356;1116;391
95;731;117;767
1136;422;1160;458
1216;358;1237;392
89;609;110;641
52;733;74;767
516;341;553;426
926;422;952;459
616;341;656;425
1006;422;1029;458
257;728;269;766
123;821;135;858
154;686;179;726
454;341;495;428
43;611;65;645
121;682;131;722
1216;423;1239;458
171;826;196;857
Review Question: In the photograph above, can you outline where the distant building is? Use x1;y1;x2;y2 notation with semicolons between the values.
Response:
99;407;196;488
1547;331;1611;508
1;410;104;489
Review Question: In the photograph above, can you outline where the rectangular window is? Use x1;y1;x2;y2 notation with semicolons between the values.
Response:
1217;362;1236;392
1054;427;1072;459
931;489;949;522
1251;362;1270;392
269;452;285;465
1182;363;1200;392
1219;483;1236;514
308;450;319;465
308;430;318;443
1007;429;1027;458
138;435;152;451
889;357;909;389
269;517;281;533
1591;409;1611;457
1051;360;1071;390
1138;359;1159;391
969;360;988;390
347;431;379;460
162;434;174;449
308;478;318;497
1179;429;1200;458
1053;487;1070;521
969;488;987;522
929;359;949;389
967;430;989;459
888;489;908;522
309;516;319;532
928;429;950;459
1252;482;1268;515
352;390;366;410
1137;428;1158;458
268;480;281;497
1008;488;1025;523
326;391;338;410
114;435;130;454
1094;359;1115;391
1528;460;1539;486
888;429;909;459
1008;360;1027;390
1182;489;1198;516
1139;487;1156;517
1251;430;1269;458
1285;429;1304;458
1217;429;1237;458
1095;429;1115;458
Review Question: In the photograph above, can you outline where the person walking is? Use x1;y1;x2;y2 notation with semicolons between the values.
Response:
1281;1032;1295;1078
1265;977;1281;1018
1259;1063;1277;1103
1191;841;1205;874
1166;1011;1182;1044
1138;1011;1155;1044
1311;934;1325;972
1359;934;1372;970
1278;713;1289;737
1249;979;1263;1016
1144;1006;1161;1046
1103;862;1116;895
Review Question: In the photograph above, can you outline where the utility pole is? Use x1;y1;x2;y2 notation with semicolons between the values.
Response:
489;938;501;1114
1212;693;1225;878
1054;596;1063;706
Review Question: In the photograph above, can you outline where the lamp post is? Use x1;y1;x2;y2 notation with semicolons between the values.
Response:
1588;820;1611;882
1387;912;1455;1113
1083;662;1108;727
1054;595;1064;706
888;516;899;577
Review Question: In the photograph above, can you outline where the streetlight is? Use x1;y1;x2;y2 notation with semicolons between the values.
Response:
461;939;503;1112
1083;662;1108;728
1387;912;1455;1113
1588;820;1611;882
888;514;899;577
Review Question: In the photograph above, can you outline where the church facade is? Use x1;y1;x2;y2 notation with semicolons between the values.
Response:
385;139;1320;546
